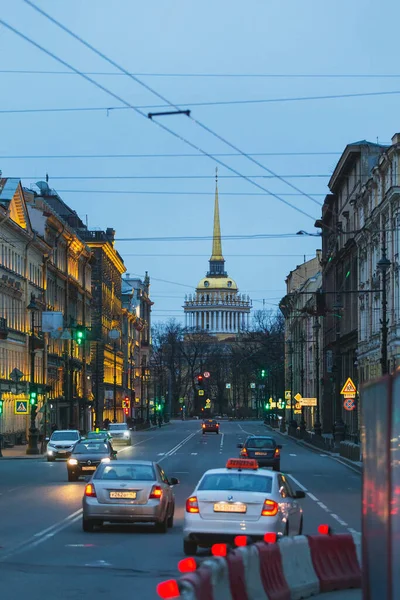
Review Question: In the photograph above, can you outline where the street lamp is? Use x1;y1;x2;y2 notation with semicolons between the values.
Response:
109;329;121;423
377;248;391;375
287;339;296;434
26;294;40;455
313;318;322;436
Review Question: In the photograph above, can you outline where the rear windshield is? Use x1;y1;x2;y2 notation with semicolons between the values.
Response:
74;443;108;454
109;424;128;431
246;438;275;449
204;420;216;424
198;473;272;493
51;431;79;441
95;464;155;481
87;432;107;437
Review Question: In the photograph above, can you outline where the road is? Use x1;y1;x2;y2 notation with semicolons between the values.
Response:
0;420;361;599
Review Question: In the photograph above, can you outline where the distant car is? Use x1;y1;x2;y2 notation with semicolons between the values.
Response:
183;458;304;555
202;419;219;435
46;430;81;461
108;423;131;446
85;430;113;444
67;441;116;482
237;436;282;471
82;460;179;533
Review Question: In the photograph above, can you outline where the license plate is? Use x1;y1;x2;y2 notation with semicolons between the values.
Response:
82;466;96;471
214;502;246;513
58;451;67;455
255;452;267;456
109;491;137;499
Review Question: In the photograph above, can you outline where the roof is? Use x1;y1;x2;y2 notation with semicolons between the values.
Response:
197;276;238;290
0;178;20;205
198;467;275;476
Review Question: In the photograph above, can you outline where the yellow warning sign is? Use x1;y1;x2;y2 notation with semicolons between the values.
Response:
340;378;357;395
285;390;291;400
294;393;302;401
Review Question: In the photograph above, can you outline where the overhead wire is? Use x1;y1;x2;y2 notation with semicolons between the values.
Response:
0;15;317;222
20;1;322;211
0;151;341;158
30;189;327;197
14;174;329;180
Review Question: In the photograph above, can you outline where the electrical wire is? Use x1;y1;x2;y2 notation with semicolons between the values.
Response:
114;233;313;242
39;189;327;197
0;151;341;159
15;174;329;180
0;16;317;222
20;1;322;211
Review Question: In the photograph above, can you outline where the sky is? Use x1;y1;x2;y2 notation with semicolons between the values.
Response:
1;0;400;323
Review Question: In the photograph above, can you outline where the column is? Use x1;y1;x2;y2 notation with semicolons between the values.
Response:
185;312;187;328
234;312;236;332
247;313;249;329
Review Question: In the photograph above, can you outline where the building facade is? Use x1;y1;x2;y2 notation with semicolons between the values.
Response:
183;178;251;337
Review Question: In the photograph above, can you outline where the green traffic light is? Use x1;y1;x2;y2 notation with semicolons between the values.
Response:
261;369;266;378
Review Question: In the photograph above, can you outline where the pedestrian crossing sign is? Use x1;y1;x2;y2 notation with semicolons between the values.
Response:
340;378;357;396
14;400;29;414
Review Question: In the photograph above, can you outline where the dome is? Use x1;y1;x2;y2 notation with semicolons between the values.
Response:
197;276;238;291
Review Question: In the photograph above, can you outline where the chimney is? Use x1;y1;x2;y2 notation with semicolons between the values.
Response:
392;133;400;145
106;227;115;242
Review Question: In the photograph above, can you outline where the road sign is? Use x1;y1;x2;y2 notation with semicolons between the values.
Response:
340;378;357;395
299;398;317;407
179;398;184;404
203;371;210;378
226;383;231;389
295;402;302;410
270;402;277;408
14;400;29;415
285;390;291;400
250;383;256;389
294;393;302;401
344;398;356;411
198;390;205;396
10;368;24;383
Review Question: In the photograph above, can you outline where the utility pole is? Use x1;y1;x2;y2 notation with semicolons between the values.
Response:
26;294;39;455
378;247;391;375
313;317;322;436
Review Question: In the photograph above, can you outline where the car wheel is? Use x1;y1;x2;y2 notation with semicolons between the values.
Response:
298;516;303;535
47;456;55;462
155;512;168;534
68;472;77;482
82;518;95;533
273;463;280;471
183;540;198;556
167;504;174;528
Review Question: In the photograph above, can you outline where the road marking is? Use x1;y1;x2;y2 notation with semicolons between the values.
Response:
289;453;297;457
191;453;198;456
307;492;319;502
117;436;155;453
159;431;199;462
84;560;112;567
288;475;308;491
220;433;224;452
238;424;255;435
320;454;328;457
348;527;361;536
157;453;165;456
331;513;348;526
317;502;330;512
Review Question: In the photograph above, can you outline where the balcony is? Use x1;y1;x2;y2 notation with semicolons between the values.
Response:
0;317;8;339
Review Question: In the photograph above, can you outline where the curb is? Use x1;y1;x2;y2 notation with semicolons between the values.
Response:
264;425;362;475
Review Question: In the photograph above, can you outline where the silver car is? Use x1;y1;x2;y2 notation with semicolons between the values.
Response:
108;423;131;446
183;458;305;555
82;460;179;533
46;430;81;461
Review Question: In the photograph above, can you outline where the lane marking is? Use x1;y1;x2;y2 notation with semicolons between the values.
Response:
157;453;165;456
348;527;361;536
117;436;155;453
307;492;319;502
33;508;82;537
238;424;255;435
288;475;307;491
159;431;199;462
220;433;224;452
317;502;330;512
331;513;348;526
320;454;328;457
191;453;198;456
289;453;297;457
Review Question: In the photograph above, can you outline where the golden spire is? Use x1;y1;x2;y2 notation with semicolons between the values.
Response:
211;167;223;261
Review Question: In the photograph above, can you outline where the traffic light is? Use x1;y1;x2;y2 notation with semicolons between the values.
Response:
123;397;130;415
265;402;271;411
75;325;86;346
156;403;162;412
0;399;3;415
261;369;266;378
124;407;129;415
29;385;38;406
197;374;204;385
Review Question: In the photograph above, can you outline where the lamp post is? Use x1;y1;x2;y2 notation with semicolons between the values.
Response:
26;294;39;455
130;349;135;420
299;332;307;435
109;329;120;423
287;339;296;434
313;318;322;436
377;248;391;376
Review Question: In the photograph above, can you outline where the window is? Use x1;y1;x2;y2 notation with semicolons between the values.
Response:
157;466;169;484
95;463;155;481
278;475;294;498
198;473;273;493
245;437;276;449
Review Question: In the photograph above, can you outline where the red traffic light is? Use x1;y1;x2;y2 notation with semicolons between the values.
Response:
124;407;129;415
197;375;203;383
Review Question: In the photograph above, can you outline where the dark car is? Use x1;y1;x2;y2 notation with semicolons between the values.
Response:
202;419;219;434
237;436;282;470
67;441;117;482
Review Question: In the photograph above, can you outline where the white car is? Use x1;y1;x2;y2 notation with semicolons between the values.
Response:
183;458;305;555
47;430;81;461
108;423;131;446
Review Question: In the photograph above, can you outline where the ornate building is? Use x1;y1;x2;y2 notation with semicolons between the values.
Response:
183;176;251;337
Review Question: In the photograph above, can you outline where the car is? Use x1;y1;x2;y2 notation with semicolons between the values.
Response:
46;430;81;461
85;430;112;442
108;423;132;446
237;436;282;471
202;419;219;434
183;457;305;555
82;460;179;533
67;440;117;482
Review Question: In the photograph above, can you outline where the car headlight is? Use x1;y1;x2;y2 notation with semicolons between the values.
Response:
101;457;111;463
68;458;78;465
47;450;53;455
123;431;130;438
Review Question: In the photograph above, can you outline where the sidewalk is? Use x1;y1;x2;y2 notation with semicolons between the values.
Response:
264;423;362;474
0;444;46;459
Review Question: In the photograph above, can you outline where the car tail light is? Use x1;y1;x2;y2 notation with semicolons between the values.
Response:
241;448;248;457
216;423;219;427
85;483;96;497
150;485;163;499
202;424;205;428
186;496;199;513
274;448;280;457
261;499;278;516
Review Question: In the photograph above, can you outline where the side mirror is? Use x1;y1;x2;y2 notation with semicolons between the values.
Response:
169;477;179;486
294;490;306;499
277;444;282;449
112;451;118;458
237;443;243;448
45;437;50;442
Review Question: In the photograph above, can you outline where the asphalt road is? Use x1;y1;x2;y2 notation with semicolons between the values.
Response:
0;420;361;600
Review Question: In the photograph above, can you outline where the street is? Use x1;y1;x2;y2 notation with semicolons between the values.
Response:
0;420;361;600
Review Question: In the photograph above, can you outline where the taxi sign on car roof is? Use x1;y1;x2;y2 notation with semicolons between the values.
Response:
226;458;258;470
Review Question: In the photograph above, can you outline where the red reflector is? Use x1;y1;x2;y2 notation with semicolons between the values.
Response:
211;543;227;557
178;558;197;573
318;524;331;535
156;579;180;599
226;458;258;470
264;532;277;543
234;535;248;547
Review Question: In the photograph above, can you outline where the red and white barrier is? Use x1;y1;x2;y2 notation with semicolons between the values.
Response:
157;533;361;600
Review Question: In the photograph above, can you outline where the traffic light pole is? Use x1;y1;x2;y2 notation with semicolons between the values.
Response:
27;302;39;455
